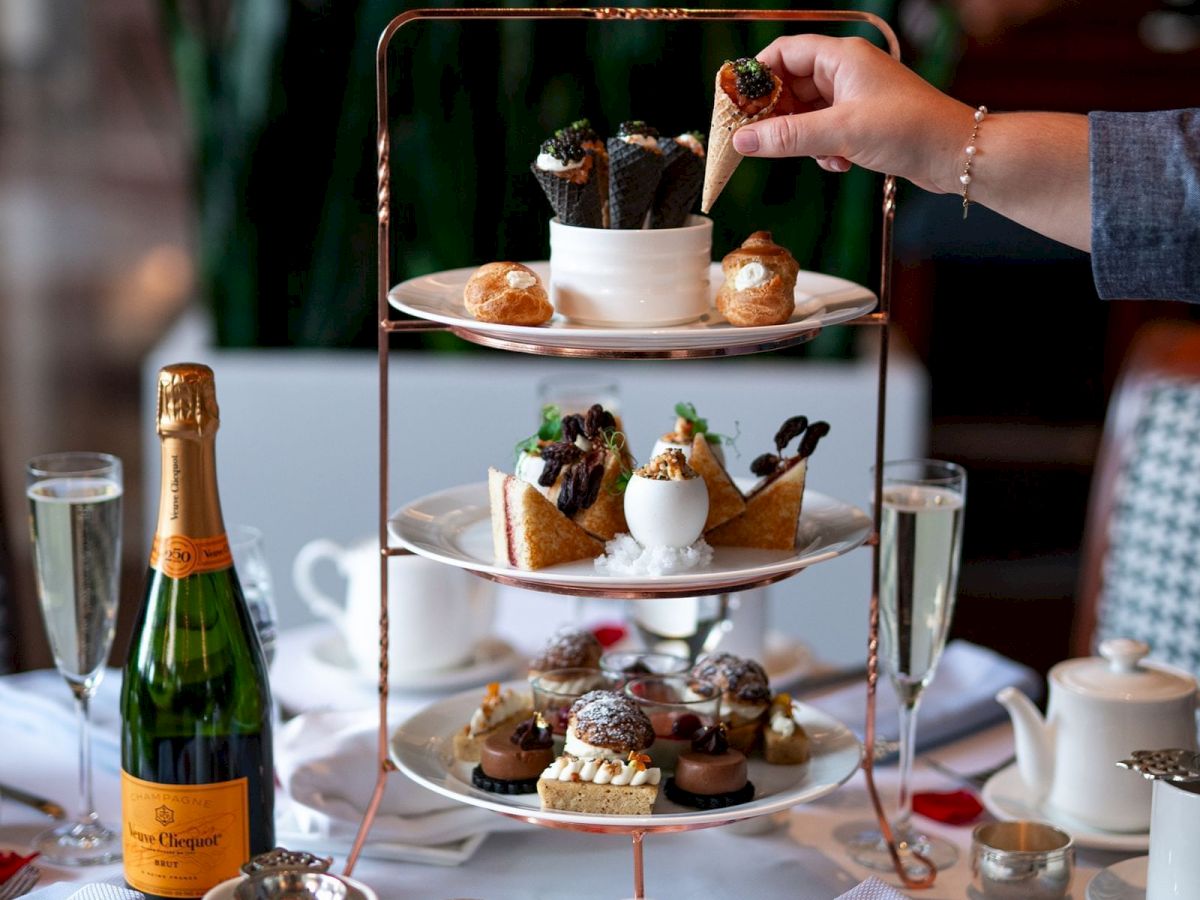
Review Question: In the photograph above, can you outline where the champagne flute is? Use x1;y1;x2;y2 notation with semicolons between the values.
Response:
26;451;123;865
842;459;966;875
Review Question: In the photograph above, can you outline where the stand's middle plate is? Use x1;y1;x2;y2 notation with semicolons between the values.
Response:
389;483;870;596
392;680;861;832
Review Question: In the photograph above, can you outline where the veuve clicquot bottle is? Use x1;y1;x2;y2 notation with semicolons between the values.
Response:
121;363;274;900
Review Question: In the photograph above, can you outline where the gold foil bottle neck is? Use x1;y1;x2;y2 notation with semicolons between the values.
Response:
157;363;220;437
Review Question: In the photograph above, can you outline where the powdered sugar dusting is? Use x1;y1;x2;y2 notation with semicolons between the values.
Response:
568;690;655;751
594;533;713;576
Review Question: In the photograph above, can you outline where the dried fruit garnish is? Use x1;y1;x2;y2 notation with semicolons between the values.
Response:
797;421;831;459
750;453;781;477
538;441;582;487
774;415;808;454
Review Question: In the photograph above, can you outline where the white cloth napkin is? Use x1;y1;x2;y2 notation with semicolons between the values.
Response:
22;877;141;900
834;877;910;899
275;709;528;848
804;641;1042;752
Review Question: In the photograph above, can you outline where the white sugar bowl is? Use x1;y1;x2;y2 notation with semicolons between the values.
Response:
997;638;1198;833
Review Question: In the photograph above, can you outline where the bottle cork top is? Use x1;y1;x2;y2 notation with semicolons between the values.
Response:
157;363;219;436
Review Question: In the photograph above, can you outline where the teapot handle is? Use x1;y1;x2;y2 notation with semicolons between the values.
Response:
292;539;350;624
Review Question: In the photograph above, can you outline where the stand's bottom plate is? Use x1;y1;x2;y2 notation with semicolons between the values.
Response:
391;680;861;833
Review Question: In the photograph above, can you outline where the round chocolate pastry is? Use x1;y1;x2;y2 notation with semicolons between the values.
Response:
472;715;555;795
690;652;770;708
666;724;754;810
529;627;603;676
568;690;656;755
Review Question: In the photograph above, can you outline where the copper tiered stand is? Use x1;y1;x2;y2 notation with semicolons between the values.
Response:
349;8;933;897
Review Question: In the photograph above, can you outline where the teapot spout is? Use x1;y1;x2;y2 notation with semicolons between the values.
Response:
996;686;1054;805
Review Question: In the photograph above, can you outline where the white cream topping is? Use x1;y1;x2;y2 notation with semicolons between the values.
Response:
536;152;584;173
540;754;661;787
770;705;797;737
505;269;537;290
676;134;704;156
724;698;768;722
564;725;610;760
515;451;549;496
468;689;528;737
622;134;659;151
734;261;771;291
539;674;602;696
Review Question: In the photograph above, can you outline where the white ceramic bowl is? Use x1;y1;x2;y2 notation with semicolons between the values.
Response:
549;215;712;326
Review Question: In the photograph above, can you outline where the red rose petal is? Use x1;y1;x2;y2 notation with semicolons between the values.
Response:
913;789;984;825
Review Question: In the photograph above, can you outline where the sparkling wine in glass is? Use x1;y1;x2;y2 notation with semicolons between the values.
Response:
26;451;123;865
842;459;965;877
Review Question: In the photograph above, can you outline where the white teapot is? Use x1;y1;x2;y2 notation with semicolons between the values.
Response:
293;538;495;680
997;638;1198;833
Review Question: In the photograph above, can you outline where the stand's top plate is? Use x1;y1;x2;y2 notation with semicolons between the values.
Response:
388;262;876;353
389;483;870;597
391;680;861;832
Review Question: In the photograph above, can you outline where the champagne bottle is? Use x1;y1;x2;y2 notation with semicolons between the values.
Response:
121;363;274;900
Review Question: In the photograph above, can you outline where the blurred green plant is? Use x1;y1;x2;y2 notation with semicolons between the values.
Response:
163;0;953;352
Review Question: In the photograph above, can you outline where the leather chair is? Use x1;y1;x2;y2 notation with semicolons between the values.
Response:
1072;320;1200;678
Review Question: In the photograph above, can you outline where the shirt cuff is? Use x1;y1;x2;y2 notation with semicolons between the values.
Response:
1090;109;1200;303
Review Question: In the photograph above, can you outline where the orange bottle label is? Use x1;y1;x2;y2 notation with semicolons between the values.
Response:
149;534;233;578
121;770;249;898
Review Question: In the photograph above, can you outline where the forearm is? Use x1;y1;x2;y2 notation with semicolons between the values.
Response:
929;111;1091;251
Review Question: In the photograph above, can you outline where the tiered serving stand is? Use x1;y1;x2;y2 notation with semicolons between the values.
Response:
347;8;934;897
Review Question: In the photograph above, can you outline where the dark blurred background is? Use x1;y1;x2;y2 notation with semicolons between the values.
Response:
1;0;1199;674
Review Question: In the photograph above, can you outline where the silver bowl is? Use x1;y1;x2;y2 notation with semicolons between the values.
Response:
971;821;1074;899
235;871;349;900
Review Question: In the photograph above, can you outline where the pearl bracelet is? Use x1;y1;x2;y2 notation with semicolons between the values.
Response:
960;105;987;219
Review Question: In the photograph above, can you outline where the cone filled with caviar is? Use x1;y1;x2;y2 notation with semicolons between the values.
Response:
650;132;706;229
556;118;610;227
702;57;784;214
531;133;604;228
606;120;665;230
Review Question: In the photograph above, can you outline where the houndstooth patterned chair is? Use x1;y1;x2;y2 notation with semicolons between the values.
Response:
1074;321;1200;679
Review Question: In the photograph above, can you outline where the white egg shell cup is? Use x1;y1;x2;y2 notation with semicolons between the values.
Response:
549;215;712;326
623;474;709;549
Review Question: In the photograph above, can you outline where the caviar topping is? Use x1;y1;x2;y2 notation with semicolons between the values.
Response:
539;134;587;165
730;57;775;99
616;120;659;139
557;118;601;144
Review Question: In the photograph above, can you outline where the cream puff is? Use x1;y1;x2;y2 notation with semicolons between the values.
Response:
464;261;553;325
689;652;771;753
716;231;799;326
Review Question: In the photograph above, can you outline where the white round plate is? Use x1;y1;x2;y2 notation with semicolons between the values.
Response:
271;623;524;712
391;680;860;830
1087;856;1147;900
389;483;870;594
981;763;1150;852
388;262;876;352
203;874;378;900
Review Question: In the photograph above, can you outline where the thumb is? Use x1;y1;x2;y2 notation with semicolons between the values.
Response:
733;108;845;160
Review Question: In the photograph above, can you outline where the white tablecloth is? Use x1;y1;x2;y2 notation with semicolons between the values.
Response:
0;665;1136;899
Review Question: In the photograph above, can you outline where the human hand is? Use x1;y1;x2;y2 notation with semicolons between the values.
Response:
731;35;974;194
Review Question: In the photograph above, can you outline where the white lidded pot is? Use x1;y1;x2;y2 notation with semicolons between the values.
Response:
996;638;1198;833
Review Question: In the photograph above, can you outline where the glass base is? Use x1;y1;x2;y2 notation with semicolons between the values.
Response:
835;820;958;878
34;820;121;866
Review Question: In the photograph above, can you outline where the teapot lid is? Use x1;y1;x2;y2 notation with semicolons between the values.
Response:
1054;638;1196;701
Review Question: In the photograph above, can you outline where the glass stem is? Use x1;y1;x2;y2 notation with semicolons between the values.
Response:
76;689;98;825
893;692;922;839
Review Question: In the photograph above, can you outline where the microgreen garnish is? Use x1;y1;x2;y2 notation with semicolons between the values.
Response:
514;404;563;460
674;401;740;453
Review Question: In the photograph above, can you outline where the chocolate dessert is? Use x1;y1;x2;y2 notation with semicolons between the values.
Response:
666;724;754;809
472;715;555;795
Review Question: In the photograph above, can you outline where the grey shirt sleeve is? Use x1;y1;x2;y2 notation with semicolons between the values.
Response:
1090;109;1200;302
